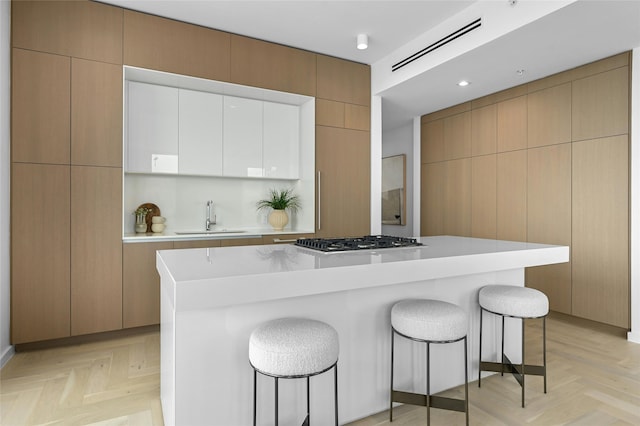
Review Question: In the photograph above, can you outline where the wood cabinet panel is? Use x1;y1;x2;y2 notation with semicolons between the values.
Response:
496;150;527;242
316;55;370;106
11;164;70;344
173;240;222;249
316;99;344;128
572;67;629;142
571;135;629;328
71;166;123;336
527;143;572;313
316;126;370;238
471;155;496;239
220;238;264;247
527;83;571;148
123;10;230;81
471;104;496;156
443;112;471;160
421;119;444;164
123;242;174;328
444;159;471;236
12;48;70;164
421;162;445;236
497;95;527;152
230;35;316;96
12;0;123;64
345;104;370;131
71;59;122;167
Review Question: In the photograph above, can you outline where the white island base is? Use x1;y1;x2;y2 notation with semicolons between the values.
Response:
157;236;569;425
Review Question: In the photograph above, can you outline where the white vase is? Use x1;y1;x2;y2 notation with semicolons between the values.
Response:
268;209;289;231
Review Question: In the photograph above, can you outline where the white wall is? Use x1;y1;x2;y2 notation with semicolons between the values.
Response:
0;0;13;367
629;47;640;343
381;122;414;238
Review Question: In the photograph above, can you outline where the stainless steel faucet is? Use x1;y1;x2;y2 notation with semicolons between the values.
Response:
206;200;216;230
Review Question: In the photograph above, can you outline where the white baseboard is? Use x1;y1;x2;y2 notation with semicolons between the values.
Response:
627;331;640;344
0;344;14;369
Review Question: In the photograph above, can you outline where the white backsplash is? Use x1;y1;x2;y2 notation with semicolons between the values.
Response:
124;174;315;234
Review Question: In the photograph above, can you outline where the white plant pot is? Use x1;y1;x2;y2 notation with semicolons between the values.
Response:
268;209;289;231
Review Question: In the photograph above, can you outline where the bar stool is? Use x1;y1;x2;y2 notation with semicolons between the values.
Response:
249;317;339;426
478;285;549;407
390;299;469;425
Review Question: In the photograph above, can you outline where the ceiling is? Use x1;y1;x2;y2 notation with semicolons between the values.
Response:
101;0;640;131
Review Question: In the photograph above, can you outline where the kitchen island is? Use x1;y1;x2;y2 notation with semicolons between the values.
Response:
157;236;569;425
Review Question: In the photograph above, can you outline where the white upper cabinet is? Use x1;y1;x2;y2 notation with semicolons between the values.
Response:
223;96;263;177
127;81;179;173
178;89;223;176
263;102;299;179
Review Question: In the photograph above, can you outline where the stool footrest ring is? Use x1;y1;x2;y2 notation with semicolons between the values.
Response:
391;390;467;413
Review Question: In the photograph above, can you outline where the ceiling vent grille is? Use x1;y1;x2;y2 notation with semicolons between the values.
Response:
392;17;482;72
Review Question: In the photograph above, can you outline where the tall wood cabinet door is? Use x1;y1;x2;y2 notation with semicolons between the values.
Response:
572;136;629;328
421;162;445;236
496;150;527;242
443;159;471;237
527;83;571;148
526;143;572;313
123;242;174;328
12;0;123;64
123;10;230;81
316;55;370;106
230;35;316;97
421;119;444;164
71;59;122;167
497;95;527;153
572;66;629;142
471;104;496;156
443;112;471;160
11;164;70;344
316;126;371;238
12;49;70;164
471;155;496;239
71;167;123;336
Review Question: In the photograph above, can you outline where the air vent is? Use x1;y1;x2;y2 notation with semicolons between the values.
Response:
392;17;482;72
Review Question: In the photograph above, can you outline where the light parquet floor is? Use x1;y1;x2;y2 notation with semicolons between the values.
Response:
1;313;639;425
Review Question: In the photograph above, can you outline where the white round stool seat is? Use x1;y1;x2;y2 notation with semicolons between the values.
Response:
479;285;549;318
249;318;339;377
391;299;467;342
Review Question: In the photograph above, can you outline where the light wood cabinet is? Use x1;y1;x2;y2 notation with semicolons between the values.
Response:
526;144;572;314
471;155;496;239
71;166;123;336
11;163;71;344
12;48;70;164
443;112;471;160
497;95;527;152
345;104;370;131
471;104;496;156
571;135;629;328
444;159;471;236
123;242;174;328
527;83;571;148
230;35;316;96
173;240;222;249
316;126;370;238
496;150;527;242
12;0;123;64
316;55;370;106
71;58;122;167
420;162;445;236
316;99;345;128
572;66;629;142
220;238;264;247
421;119;444;164
123;10;230;81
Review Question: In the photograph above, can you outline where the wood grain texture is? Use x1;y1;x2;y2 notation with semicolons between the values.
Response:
173;240;221;249
316;54;370;106
12;0;123;64
315;99;345;128
572;66;629;142
71;166;123;336
527;83;571;148
571;135;629;328
471;104;496;156
443;112;471;160
497;95;527;153
3;315;638;425
220;238;264;247
123;10;230;81
471;155;496;239
230;35;316;96
420;162;445;236
345;103;370;131
12;48;70;164
496;150;527;242
71;59;123;167
421;119;444;164
11;163;71;344
123;242;174;329
444;158;471;237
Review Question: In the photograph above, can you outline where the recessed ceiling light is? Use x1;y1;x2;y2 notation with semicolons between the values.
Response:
516;69;525;76
357;34;368;50
458;80;470;87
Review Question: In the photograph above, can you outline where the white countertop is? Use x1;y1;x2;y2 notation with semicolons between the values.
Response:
123;228;309;243
156;236;569;311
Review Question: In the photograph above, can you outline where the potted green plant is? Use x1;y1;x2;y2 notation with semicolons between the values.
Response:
256;188;301;231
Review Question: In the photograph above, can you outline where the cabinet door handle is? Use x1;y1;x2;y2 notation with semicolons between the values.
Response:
317;171;321;231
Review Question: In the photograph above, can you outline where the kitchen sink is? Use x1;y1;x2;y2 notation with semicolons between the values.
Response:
175;230;246;235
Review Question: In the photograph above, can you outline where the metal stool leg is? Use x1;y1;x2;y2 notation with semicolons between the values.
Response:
306;376;310;425
389;328;395;422
478;307;483;387
253;369;257;426
521;319;525;408
501;315;505;376
274;377;279;425
543;316;547;393
426;341;431;426
334;363;339;426
464;336;469;426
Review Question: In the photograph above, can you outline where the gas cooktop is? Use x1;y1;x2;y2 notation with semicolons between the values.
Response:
295;235;423;252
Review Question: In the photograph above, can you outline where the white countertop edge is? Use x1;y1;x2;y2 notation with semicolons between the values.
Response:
123;228;312;243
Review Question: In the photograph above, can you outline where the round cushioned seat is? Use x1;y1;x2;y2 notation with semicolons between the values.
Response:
391;299;467;342
249;318;339;377
479;285;548;318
